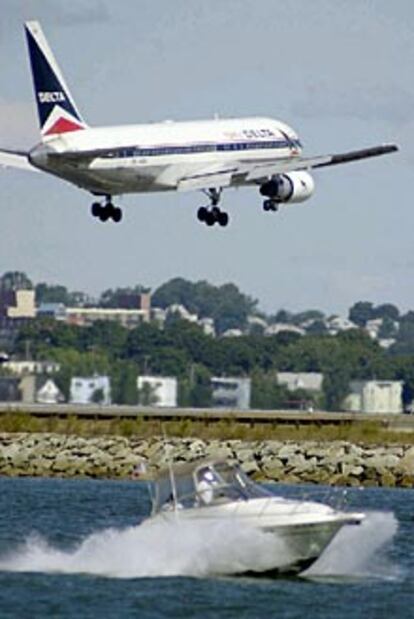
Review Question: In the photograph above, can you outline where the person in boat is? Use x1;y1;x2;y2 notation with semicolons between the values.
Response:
195;467;219;505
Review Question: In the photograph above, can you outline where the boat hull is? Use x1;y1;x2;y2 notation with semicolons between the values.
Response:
149;498;363;576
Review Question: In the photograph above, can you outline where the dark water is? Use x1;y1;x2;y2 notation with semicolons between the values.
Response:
0;477;412;619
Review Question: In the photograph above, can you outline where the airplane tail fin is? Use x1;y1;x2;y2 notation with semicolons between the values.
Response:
24;21;88;138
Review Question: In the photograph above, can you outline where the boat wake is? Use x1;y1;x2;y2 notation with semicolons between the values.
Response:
305;511;399;580
0;511;398;580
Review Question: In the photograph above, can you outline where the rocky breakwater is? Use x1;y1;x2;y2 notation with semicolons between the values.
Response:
1;433;414;487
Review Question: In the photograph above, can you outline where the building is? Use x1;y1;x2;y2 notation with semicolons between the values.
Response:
264;324;305;337
211;377;251;410
65;307;150;328
277;372;324;393
36;302;67;320
137;376;177;407
35;378;64;404
343;380;403;414
326;316;357;335
2;359;61;376
0;289;35;319
70;375;111;405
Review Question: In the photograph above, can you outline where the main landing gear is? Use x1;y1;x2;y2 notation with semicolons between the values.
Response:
91;196;122;223
197;188;229;227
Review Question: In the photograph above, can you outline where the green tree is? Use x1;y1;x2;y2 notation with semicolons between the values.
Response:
378;317;398;340
250;371;290;409
91;387;105;404
152;278;257;333
137;381;159;406
35;283;71;305
0;271;33;290
348;301;375;327
374;303;400;322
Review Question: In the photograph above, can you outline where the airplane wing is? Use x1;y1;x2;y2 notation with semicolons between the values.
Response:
177;143;398;190
0;149;39;172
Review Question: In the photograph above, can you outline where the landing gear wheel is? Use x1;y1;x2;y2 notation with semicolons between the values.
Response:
91;202;101;217
98;207;111;222
263;199;278;212
218;211;229;227
205;211;216;226
112;207;122;223
197;206;208;222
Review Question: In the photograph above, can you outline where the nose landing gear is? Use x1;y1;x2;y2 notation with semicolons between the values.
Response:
91;196;122;223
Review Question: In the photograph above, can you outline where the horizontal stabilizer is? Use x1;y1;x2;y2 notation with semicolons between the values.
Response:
0;149;39;172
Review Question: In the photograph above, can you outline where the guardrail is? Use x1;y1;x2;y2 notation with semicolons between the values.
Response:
0;402;413;430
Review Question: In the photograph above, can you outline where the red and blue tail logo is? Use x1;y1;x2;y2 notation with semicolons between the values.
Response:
25;21;87;138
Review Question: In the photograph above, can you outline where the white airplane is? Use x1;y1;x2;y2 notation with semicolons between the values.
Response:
0;21;398;226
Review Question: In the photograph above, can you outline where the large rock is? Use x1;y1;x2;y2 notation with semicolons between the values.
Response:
398;446;414;475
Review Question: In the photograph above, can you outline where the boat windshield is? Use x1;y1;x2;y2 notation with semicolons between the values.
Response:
151;461;271;514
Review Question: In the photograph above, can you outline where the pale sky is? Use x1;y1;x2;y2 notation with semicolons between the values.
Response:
0;0;411;315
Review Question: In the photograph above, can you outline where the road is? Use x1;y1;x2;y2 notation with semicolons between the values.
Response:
0;402;413;431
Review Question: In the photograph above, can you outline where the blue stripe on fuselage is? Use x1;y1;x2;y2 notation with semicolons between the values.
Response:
98;139;301;159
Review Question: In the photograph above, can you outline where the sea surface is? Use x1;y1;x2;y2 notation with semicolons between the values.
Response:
0;476;412;619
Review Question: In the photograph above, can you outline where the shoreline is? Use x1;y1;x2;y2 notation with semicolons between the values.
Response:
1;432;413;487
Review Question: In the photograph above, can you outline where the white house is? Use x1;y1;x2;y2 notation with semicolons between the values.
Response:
277;372;324;393
137;376;177;407
70;375;111;405
211;377;251;410
343;380;403;414
36;378;65;404
265;324;305;337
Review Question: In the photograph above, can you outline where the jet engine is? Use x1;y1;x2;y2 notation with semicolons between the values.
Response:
259;171;315;204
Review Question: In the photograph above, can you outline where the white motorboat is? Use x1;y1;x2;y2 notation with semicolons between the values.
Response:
144;459;365;576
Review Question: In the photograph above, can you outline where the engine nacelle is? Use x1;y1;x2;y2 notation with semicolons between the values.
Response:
259;171;315;204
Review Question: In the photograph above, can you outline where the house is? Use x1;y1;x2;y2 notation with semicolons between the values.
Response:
36;378;65;404
211;377;251;410
277;372;324;393
264;324;305;337
326;316;357;335
343;380;403;414
70;375;111;405
137;376;177;407
166;304;199;323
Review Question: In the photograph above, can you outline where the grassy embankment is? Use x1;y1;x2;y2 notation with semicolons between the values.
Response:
0;412;413;445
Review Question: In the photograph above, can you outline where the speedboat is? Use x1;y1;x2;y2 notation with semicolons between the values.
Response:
144;459;365;576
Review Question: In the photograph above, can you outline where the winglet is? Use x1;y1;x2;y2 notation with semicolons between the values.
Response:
24;20;87;138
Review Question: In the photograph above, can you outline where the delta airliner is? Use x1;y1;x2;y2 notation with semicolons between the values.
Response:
0;21;398;226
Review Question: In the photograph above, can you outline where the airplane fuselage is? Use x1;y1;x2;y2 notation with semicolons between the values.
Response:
29;116;302;196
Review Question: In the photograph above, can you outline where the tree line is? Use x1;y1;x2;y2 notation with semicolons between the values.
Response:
13;317;414;410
